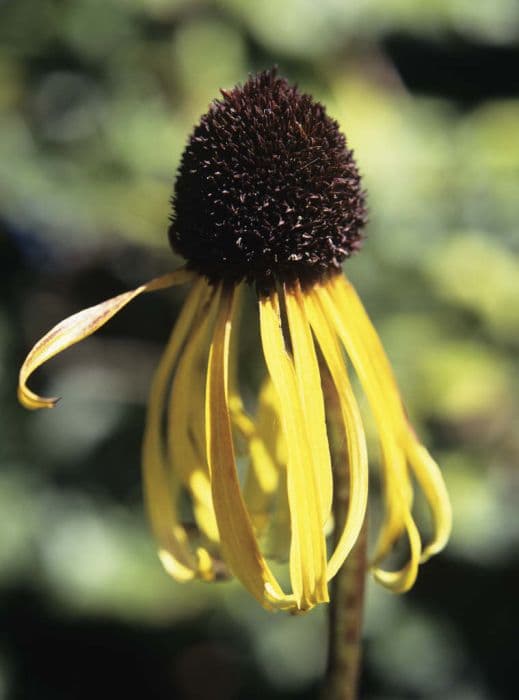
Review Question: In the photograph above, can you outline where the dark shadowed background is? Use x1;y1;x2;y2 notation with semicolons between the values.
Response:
1;1;518;698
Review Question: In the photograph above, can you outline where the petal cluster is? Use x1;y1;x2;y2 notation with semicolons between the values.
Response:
143;273;451;611
18;270;451;613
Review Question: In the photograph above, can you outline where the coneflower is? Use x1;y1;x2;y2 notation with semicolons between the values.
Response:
19;69;451;614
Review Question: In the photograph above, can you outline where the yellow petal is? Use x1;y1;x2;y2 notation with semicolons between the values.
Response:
316;280;421;591
371;458;409;565
226;287;283;538
330;274;405;421
404;430;452;561
19;269;194;410
168;283;220;543
371;510;422;593
205;284;291;610
142;277;214;582
368;436;421;592
259;291;329;609
227;284;256;443
263;466;291;561
329;275;451;563
229;397;256;442
243;377;284;538
304;290;368;581
313;282;408;537
285;282;333;527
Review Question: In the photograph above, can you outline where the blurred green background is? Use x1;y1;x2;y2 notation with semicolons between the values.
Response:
1;1;518;698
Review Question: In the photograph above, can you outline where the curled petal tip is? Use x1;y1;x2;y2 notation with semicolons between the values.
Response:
18;269;191;413
17;385;61;411
420;540;448;563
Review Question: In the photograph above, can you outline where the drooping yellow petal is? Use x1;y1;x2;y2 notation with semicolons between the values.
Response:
371;451;409;566
285;282;333;528
227;284;256;444
243;377;284;537
366;432;421;592
242;375;290;560
371;510;422;593
259;291;329;609
142;277;214;583
304;290;368;581
316;280;422;592
226;287;284;538
263;462;291;561
168;283;220;544
313;282;409;520
403;429;452;561
19;269;194;410
228;397;256;442
205;284;292;610
330;274;405;421
329;275;451;563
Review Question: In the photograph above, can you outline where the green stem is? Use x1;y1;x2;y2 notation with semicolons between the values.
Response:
322;368;367;700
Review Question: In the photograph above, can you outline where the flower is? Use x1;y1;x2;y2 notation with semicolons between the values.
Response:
18;69;451;613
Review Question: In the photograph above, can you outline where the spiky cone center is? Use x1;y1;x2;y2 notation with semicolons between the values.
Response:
169;69;366;291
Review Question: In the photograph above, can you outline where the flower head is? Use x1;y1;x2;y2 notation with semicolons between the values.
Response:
18;69;451;613
170;69;366;289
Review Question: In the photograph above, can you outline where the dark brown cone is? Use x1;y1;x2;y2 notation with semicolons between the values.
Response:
169;69;367;290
